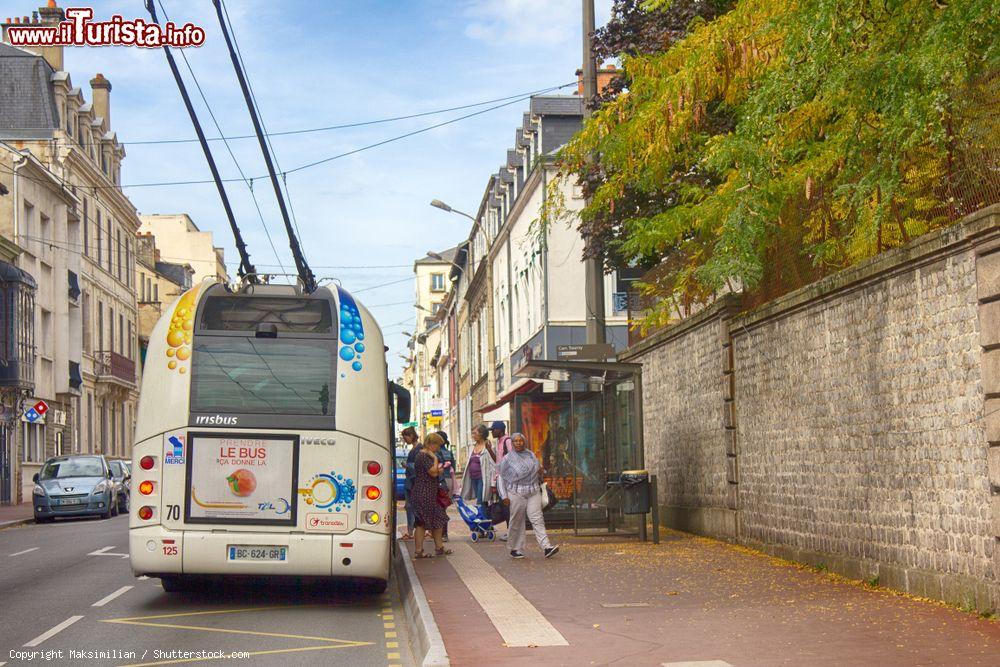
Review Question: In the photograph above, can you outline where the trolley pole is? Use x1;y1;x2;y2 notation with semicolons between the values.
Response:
582;0;606;345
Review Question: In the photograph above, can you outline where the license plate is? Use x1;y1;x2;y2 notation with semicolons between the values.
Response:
55;498;83;506
227;545;287;562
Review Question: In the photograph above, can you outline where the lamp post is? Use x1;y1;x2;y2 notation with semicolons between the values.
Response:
425;251;464;272
430;199;477;223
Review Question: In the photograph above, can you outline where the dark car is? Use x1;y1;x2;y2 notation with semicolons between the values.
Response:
107;459;130;513
32;455;117;522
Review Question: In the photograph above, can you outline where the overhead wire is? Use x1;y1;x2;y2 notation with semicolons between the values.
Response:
50;83;578;148
219;0;306;247
0;82;574;191
156;0;287;275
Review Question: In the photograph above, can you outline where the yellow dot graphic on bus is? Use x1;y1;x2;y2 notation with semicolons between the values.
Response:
179;367;187;374
164;284;202;373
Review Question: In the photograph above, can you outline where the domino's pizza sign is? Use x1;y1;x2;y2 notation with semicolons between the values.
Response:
23;400;49;424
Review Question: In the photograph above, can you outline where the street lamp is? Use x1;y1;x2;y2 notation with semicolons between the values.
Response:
401;331;413;338
429;199;476;223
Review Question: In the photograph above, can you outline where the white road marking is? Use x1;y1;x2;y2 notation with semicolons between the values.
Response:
662;662;734;667
445;542;567;647
23;615;83;647
88;545;128;558
8;547;39;557
92;585;133;607
137;575;149;580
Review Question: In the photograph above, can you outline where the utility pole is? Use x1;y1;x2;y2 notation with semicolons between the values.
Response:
582;0;606;344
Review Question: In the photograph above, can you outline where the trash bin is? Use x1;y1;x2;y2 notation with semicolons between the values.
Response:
619;470;650;514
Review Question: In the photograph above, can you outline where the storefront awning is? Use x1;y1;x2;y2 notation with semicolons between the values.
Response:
475;378;539;414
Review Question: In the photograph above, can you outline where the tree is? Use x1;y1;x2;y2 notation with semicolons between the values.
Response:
558;0;1000;324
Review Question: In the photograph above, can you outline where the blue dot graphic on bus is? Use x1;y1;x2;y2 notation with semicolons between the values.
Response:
337;287;365;374
309;473;356;511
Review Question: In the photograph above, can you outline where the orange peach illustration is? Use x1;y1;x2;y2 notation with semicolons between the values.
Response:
226;469;257;497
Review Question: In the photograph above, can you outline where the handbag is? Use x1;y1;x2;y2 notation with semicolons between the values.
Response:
489;500;510;525
540;482;558;512
436;487;453;509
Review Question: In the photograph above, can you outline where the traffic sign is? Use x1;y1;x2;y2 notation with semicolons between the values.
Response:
556;343;615;361
430;409;443;417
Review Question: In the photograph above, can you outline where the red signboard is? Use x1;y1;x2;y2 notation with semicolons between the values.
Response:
32;400;49;415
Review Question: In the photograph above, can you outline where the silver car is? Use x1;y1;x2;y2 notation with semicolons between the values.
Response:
32;455;118;522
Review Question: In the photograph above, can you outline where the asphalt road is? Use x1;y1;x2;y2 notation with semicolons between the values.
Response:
0;515;412;667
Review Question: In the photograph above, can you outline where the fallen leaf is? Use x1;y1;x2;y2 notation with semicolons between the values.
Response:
593;624;600;628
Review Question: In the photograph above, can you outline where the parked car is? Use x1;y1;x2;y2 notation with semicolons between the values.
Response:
394;447;407;499
32;455;117;522
106;459;130;513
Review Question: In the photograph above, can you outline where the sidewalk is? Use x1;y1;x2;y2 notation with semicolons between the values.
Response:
402;512;1000;666
0;501;34;528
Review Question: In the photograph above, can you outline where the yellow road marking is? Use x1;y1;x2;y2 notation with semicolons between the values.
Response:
387;652;401;660
382;614;394;621
121;643;370;667
385;631;397;638
386;641;398;648
106;619;371;645
104;605;312;622
383;622;395;629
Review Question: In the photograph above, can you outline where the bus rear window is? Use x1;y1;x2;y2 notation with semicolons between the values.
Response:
190;337;334;416
199;297;333;334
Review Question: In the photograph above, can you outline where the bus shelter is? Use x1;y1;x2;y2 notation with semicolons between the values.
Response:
508;359;646;537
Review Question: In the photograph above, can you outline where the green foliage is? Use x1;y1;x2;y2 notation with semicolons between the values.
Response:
561;0;1000;319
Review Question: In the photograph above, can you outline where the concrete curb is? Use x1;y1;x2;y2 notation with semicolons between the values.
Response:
0;517;33;530
393;542;449;667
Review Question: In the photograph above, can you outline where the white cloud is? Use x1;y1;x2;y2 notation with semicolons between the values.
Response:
463;0;612;47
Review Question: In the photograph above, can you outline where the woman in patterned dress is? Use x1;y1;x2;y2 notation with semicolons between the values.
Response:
412;432;452;558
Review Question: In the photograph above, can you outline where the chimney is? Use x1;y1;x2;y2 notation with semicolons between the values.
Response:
90;73;112;129
0;1;66;71
575;64;618;97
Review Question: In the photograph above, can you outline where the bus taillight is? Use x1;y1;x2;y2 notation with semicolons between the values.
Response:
363;511;380;525
139;480;155;495
364;486;381;501
365;461;381;475
137;506;154;521
139;456;155;470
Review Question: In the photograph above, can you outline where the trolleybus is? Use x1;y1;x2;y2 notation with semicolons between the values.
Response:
129;279;409;593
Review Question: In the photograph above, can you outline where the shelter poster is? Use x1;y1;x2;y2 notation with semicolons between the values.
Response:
516;396;603;504
185;434;298;526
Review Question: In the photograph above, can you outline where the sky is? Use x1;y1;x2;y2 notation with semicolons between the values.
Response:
45;0;611;378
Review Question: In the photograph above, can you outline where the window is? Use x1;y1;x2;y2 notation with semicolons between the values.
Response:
190;338;335;416
54;432;63;457
21;422;45;462
98;301;104;351
118;313;124;355
116;229;122;281
82;291;91;352
96;210;103;265
106;220;113;273
127;320;133;359
430;273;445;292
153;283;158;302
139;273;145;302
82;198;88;255
39;456;107;480
87;393;93;453
110;405;116;455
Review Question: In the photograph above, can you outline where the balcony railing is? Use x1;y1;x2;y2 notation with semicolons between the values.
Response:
94;350;136;386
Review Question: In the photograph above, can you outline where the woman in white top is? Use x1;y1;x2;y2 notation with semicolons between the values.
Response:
460;425;496;506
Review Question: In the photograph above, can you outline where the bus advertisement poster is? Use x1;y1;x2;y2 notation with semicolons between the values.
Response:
185;433;298;526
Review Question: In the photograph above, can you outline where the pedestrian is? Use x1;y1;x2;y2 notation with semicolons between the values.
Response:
489;421;512;540
400;426;421;540
497;432;559;559
435;430;456;541
460;425;496;506
411;432;452;558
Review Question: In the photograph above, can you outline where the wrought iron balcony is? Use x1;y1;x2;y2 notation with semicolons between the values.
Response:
94;350;136;386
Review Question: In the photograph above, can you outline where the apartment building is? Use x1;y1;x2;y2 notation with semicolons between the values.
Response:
2;8;142;468
138;214;228;285
135;232;193;376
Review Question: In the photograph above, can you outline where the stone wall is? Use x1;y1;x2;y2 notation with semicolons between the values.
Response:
624;205;1000;611
622;299;740;537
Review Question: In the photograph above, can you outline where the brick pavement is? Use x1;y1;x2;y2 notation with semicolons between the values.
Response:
404;516;1000;666
0;501;33;527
